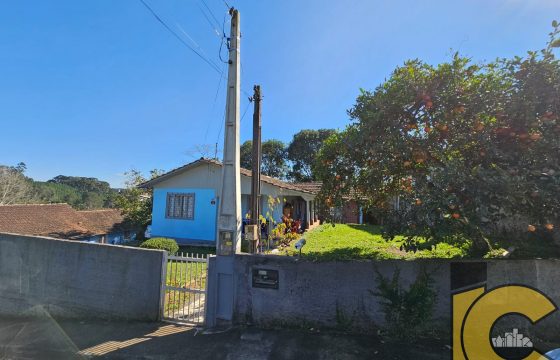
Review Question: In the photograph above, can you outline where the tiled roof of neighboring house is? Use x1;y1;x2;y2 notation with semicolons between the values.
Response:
294;181;365;201
78;209;128;235
293;182;322;194
139;158;316;194
0;203;128;240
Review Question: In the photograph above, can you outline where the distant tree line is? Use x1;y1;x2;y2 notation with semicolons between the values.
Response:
0;163;117;209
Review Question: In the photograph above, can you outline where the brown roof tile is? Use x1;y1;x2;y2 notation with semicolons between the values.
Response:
292;182;322;194
0;204;128;240
78;209;127;235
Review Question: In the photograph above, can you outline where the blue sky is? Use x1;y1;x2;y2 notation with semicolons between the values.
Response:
1;0;558;187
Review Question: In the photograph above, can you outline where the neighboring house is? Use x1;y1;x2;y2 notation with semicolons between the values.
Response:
295;181;365;224
139;158;319;246
0;203;136;244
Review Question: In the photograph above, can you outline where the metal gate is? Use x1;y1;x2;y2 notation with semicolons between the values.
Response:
160;252;208;326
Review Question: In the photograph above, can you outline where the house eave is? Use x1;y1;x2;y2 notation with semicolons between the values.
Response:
138;158;316;197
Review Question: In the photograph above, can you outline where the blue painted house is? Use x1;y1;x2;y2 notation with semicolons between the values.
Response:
139;158;318;246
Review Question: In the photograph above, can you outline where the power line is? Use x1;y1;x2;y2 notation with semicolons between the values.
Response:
240;96;252;122
175;23;215;64
139;0;223;74
204;64;226;143
240;62;252;98
221;0;231;9
218;11;230;64
196;1;221;38
200;0;221;29
214;96;251;156
216;106;227;149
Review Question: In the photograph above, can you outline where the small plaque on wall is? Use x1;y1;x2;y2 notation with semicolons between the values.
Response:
252;268;279;289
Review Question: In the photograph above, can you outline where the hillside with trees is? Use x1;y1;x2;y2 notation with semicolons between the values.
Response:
0;163;117;209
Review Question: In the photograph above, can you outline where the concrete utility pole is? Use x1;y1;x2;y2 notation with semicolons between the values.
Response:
216;7;241;256
248;85;262;253
206;7;242;328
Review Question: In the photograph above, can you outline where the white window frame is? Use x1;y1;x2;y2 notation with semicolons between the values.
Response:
165;192;195;220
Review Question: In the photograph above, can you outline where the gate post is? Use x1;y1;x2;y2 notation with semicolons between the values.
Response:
205;255;217;328
205;255;236;328
158;250;168;321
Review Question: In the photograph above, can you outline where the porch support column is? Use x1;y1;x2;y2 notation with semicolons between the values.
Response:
359;206;363;225
305;199;311;230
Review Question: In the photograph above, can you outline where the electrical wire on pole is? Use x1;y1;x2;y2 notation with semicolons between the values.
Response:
139;0;223;74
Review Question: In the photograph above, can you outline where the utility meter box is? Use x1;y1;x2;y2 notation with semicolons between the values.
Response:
245;224;259;241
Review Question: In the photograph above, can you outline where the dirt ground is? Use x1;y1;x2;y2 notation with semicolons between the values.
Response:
0;315;451;359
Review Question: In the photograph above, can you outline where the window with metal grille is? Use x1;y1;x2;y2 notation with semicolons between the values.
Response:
165;193;195;220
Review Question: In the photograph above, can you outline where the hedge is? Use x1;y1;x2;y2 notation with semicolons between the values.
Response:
140;237;179;254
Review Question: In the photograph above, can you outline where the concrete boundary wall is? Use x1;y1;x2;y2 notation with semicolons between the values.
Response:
230;255;560;341
0;233;165;321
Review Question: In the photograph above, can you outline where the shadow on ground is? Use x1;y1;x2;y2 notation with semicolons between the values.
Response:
0;315;451;360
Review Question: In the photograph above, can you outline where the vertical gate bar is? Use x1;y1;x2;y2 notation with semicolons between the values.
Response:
203;254;209;326
187;253;193;321
176;257;180;319
178;255;182;320
188;255;191;321
180;255;184;319
179;255;184;320
199;254;203;324
196;254;200;323
200;255;203;324
184;255;188;320
170;258;174;319
185;255;189;321
159;251;168;321
169;258;173;319
172;258;177;319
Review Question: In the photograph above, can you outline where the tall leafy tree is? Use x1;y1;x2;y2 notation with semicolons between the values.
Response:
316;23;560;252
114;169;163;233
240;140;253;170
239;139;289;179
287;129;336;182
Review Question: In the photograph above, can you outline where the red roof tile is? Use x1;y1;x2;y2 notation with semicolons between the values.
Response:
78;209;127;235
0;204;128;240
292;182;322;194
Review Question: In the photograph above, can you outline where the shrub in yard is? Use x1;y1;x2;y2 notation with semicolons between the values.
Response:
140;238;179;254
270;222;300;247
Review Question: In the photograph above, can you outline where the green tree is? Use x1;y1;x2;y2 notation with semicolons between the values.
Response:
114;169;163;234
316;23;560;253
239;139;289;179
240;140;253;170
287;129;336;182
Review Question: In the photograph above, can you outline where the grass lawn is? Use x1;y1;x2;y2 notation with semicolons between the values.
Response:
283;224;470;261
